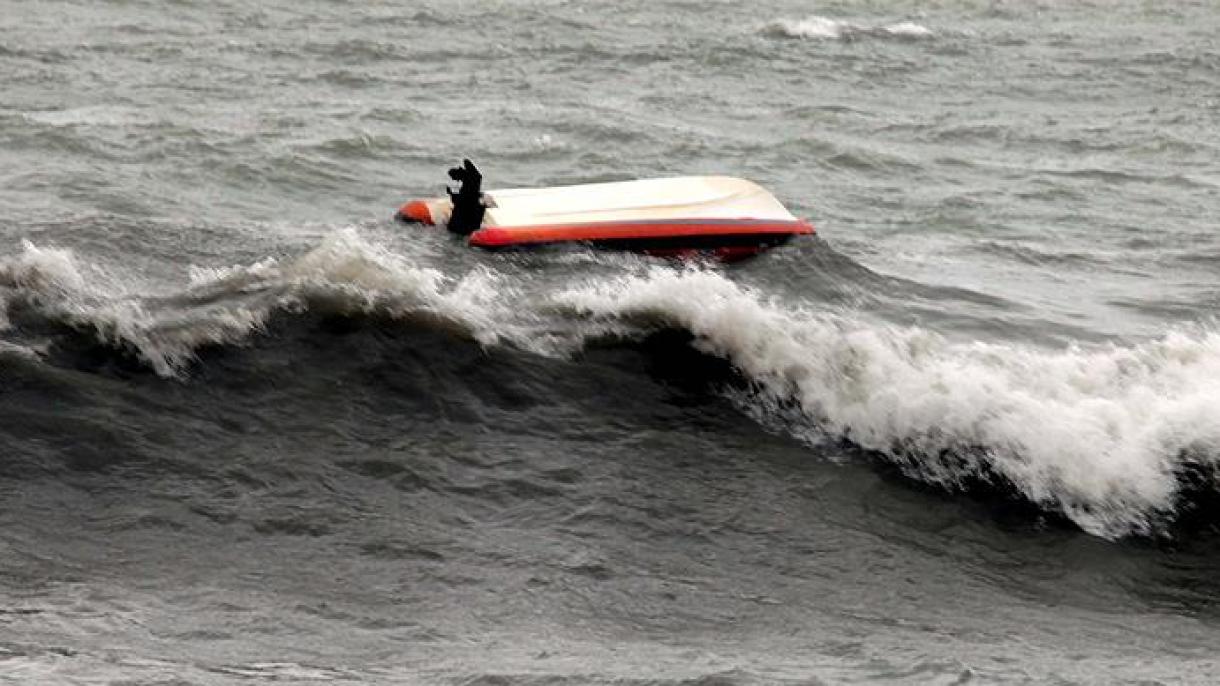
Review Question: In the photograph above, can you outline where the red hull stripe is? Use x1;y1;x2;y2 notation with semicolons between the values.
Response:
469;218;814;248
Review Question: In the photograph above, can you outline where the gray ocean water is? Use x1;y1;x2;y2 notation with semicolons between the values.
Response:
3;0;1220;683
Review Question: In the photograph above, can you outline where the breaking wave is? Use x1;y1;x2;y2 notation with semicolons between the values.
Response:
5;234;1220;538
556;269;1220;539
0;230;528;376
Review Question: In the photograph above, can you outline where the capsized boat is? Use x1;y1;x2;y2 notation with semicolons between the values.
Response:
395;160;814;261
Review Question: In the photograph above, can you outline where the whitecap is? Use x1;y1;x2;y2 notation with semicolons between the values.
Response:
761;15;934;41
554;267;1220;538
0;229;536;377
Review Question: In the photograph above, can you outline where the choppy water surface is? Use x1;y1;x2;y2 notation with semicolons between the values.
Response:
3;0;1220;683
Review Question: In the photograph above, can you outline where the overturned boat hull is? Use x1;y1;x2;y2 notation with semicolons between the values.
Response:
397;175;814;261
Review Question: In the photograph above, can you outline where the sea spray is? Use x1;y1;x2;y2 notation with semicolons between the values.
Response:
0;240;90;296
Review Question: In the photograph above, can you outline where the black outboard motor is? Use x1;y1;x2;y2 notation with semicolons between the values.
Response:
445;159;485;235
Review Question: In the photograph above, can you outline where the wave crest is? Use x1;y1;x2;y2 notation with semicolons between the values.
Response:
555;268;1220;538
7;235;1220;537
1;230;520;376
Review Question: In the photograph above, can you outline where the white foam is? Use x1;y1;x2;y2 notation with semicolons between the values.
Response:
0;239;93;334
764;16;847;40
0;240;88;299
883;21;934;38
555;268;1220;538
762;16;933;41
532;133;567;151
1;230;529;376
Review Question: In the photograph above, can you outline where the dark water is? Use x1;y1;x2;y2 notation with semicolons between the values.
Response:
3;0;1220;682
